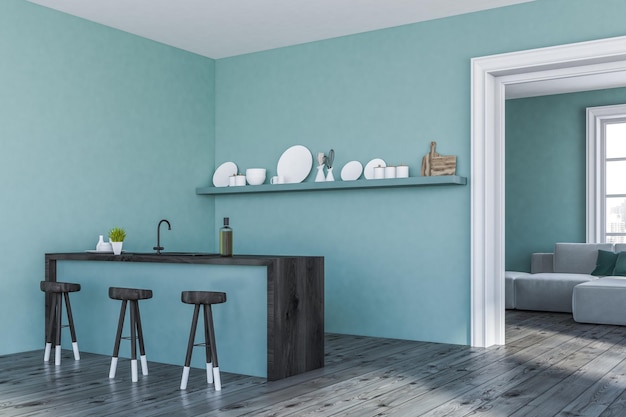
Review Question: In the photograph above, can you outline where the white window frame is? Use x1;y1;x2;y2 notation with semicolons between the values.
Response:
586;104;626;243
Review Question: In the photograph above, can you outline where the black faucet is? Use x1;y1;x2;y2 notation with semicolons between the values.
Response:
153;219;171;254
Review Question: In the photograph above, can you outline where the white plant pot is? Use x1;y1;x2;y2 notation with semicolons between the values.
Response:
111;241;123;255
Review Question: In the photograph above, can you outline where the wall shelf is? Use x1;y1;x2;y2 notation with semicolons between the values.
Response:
196;175;467;195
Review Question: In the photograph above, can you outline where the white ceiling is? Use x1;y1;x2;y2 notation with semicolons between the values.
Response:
25;0;626;97
27;0;534;59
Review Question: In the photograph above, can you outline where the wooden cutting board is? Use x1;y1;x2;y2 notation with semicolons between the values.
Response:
421;141;456;176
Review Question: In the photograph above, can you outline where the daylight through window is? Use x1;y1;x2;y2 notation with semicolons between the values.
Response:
605;122;626;243
587;104;626;243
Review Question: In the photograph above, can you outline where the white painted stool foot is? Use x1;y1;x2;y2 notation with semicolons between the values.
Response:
206;362;213;383
180;366;190;390
109;357;118;379
40;281;82;369
72;342;80;360
131;359;138;382
180;291;226;391
140;355;148;376
213;367;221;391
44;343;52;362
55;345;61;366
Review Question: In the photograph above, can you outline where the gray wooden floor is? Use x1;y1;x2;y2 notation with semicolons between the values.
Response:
3;310;626;416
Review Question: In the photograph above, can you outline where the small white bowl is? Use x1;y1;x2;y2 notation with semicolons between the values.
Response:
246;168;266;185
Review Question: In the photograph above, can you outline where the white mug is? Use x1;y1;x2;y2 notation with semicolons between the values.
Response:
235;175;246;186
396;165;409;178
384;166;396;179
228;176;236;187
373;166;385;179
271;175;285;184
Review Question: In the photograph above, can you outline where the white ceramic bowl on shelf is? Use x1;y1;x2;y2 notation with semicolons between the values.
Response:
246;168;266;185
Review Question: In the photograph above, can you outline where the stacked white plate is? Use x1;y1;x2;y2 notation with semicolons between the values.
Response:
212;162;238;187
340;161;363;181
276;145;313;183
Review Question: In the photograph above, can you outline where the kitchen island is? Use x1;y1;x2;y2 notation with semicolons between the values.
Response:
44;252;324;381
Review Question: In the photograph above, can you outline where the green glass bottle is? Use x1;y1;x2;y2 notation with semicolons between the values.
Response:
219;217;233;257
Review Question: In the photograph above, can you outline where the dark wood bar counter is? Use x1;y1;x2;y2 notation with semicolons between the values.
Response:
44;252;324;381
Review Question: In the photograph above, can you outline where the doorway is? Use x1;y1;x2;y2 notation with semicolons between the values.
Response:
470;35;626;347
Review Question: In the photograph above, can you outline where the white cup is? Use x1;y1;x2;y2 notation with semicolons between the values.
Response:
396;165;409;178
384;166;396;179
373;166;385;179
235;175;246;186
228;176;237;187
271;175;285;184
246;168;266;185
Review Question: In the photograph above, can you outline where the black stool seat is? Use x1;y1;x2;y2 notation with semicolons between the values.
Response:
182;291;226;305
179;290;227;391
40;280;81;365
108;286;153;382
109;287;153;301
41;281;81;293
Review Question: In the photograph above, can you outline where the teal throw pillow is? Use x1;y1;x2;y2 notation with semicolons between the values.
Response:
613;252;626;276
592;249;618;276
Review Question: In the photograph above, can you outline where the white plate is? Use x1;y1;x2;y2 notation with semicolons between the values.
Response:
212;162;238;187
364;158;386;179
277;145;313;184
340;160;363;181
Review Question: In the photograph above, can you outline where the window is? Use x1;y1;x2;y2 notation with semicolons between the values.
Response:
587;104;626;243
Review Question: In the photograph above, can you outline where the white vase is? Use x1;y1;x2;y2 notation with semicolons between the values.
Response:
111;241;123;255
325;167;334;182
96;235;106;251
315;165;325;182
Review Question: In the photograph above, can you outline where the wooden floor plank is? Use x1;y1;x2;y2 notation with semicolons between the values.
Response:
555;354;626;417
508;330;626;417
329;315;611;417
3;311;626;417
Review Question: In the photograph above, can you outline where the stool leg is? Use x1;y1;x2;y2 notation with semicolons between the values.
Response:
54;293;63;366
133;301;148;376
180;304;200;390
206;305;221;391
64;292;80;361
203;305;213;384
109;300;127;379
130;300;138;382
44;294;57;362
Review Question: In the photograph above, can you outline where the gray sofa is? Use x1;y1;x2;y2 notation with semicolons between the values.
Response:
506;243;626;324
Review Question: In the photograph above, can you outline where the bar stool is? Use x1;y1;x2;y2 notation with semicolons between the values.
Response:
180;291;227;391
40;281;81;366
108;287;153;382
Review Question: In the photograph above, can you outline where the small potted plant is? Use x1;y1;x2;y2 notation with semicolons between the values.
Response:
108;227;126;255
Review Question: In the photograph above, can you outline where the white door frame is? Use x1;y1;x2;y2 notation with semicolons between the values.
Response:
470;35;626;347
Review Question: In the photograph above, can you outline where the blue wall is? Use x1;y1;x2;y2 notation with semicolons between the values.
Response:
506;87;626;272
213;0;626;344
0;0;215;354
4;0;626;357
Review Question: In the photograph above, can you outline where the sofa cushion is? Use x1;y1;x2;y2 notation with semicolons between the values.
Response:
553;243;614;274
515;273;596;313
531;253;554;273
505;271;531;309
591;250;619;276
613;252;626;276
573;277;626;325
615;244;626;253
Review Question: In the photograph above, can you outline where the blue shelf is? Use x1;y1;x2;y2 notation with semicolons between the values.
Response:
196;175;467;195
